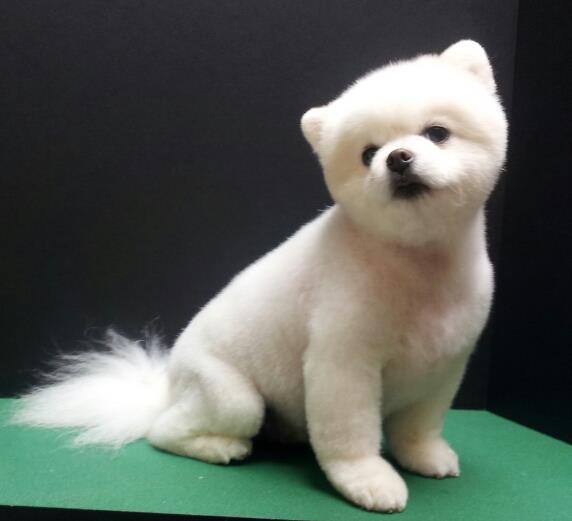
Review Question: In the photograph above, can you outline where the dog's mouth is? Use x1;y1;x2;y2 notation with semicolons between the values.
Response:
391;174;431;200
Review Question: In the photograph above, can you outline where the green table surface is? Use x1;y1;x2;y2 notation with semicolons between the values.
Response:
1;399;571;520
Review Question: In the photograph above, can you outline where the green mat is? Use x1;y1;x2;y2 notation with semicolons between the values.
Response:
1;399;570;520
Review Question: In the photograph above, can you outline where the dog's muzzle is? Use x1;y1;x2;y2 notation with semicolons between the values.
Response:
386;148;430;199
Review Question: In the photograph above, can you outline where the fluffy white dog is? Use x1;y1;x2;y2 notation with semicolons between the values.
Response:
15;40;507;513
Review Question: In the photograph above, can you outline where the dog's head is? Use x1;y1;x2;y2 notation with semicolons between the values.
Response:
302;40;508;245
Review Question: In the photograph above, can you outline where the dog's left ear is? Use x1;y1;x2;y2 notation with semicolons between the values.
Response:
441;40;496;93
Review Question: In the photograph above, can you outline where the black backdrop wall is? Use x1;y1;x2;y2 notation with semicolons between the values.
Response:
2;1;568;441
487;0;572;443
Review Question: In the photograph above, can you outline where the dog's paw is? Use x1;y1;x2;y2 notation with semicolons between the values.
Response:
392;437;460;478
324;457;408;512
171;434;252;464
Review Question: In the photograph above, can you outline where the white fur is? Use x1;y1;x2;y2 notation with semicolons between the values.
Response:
14;41;507;513
13;330;169;447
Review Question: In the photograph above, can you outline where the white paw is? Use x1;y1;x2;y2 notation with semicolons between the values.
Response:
178;435;252;464
324;457;408;513
392;437;460;478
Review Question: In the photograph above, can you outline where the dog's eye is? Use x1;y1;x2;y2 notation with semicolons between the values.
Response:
361;146;379;167
424;126;450;143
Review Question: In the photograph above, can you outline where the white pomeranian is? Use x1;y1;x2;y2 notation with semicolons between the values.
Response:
15;40;507;513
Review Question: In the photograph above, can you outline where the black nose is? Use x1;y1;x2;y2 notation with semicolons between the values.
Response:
386;148;414;174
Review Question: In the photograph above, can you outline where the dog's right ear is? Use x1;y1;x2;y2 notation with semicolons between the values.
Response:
301;106;328;153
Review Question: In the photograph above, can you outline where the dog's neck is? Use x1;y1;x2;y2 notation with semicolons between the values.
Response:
330;203;488;272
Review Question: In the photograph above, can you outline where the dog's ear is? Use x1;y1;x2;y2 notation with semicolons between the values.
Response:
301;106;328;153
441;40;496;93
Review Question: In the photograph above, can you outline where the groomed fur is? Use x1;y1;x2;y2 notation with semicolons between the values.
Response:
12;330;169;447
13;41;507;513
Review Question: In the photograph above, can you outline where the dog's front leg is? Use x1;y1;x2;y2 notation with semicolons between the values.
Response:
304;324;408;513
384;354;469;479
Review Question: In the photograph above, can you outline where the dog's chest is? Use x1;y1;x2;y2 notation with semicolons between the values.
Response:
387;283;477;359
358;247;489;361
351;246;490;414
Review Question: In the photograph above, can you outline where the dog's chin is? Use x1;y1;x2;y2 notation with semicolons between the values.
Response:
391;176;431;200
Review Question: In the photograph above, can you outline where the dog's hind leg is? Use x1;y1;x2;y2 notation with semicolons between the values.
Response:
147;353;264;464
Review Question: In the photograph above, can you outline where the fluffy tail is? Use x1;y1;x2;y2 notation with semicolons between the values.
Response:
11;329;170;448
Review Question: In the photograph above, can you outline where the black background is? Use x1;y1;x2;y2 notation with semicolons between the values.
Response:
1;1;569;442
487;0;572;443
